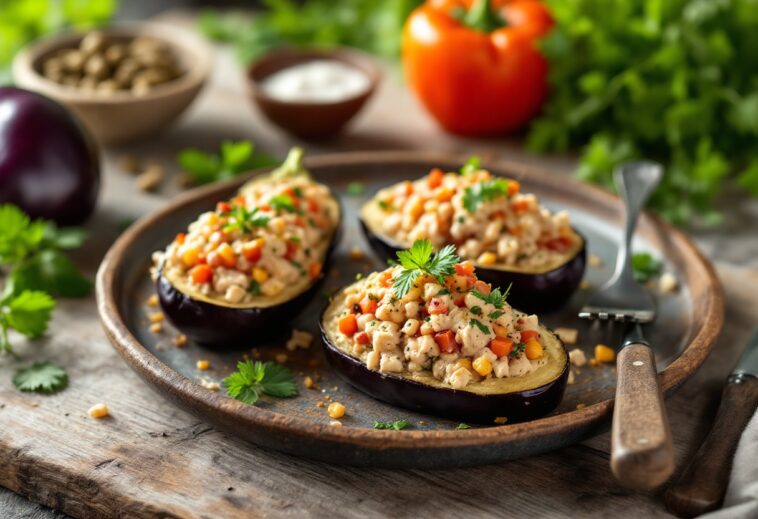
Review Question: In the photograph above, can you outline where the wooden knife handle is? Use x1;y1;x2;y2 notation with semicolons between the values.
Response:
665;374;758;517
611;342;674;489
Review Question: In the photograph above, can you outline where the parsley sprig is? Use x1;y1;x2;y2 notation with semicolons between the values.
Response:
392;240;460;298
270;194;303;214
222;204;270;234
0;291;56;354
177;140;278;186
460;156;481;175
471;284;511;309
373;419;411;430
224;360;298;405
13;361;68;394
462;179;510;213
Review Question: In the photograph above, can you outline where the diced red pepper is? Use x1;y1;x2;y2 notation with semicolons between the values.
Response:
175;232;186;245
339;314;358;336
428;298;448;315
307;199;319;213
427;168;444;189
520;330;540;342
360;296;378;314
285;241;298;260
434;330;458;353
242;243;262;262
354;331;370;345
489;338;514;358
309;262;322;280
545;237;573;252
453;294;466;307
190;264;213;284
454;262;474;276
216;201;232;214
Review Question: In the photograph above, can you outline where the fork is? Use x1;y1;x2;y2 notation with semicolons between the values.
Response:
579;161;674;490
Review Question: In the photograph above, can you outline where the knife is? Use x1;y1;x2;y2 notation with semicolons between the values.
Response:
665;327;758;517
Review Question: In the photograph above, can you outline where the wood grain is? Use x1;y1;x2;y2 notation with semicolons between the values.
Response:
665;374;758;517
611;343;674;489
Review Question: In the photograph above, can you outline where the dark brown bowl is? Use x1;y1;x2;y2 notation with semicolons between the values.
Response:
247;48;380;139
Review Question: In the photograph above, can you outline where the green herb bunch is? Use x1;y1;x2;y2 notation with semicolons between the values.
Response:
177;140;278;186
528;0;758;225
392;240;460;298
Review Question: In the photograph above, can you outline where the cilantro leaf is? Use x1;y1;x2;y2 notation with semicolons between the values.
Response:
10;250;92;298
4;291;55;339
462;179;510;213
177;140;278;186
460;156;481;175
489;310;505;320
392;240;460;297
469;319;490;335
223;205;270;234
632;252;663;283
13;362;68;394
509;342;526;359
373;420;411;430
224;360;298;405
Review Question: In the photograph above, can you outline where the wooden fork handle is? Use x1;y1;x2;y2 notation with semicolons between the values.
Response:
611;342;674;489
665;374;758;517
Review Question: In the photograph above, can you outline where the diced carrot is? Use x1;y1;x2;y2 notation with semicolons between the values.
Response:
525;339;544;360
434;330;458;353
309;262;322;280
339;314;358;336
359;297;378;314
545;237;573;252
217;243;237;268
260;204;272;212
294;216;306;227
428;298;448;315
403;180;414;196
427;168;444;189
595;344;616;363
507;180;520;196
285;187;299;199
354;331;370;345
512;199;530;214
454;262;474;276
190;264;213;284
490;338;514;358
307;199;319;213
472;280;490;295
378;271;393;288
407;197;424;220
242;240;263;262
520;330;540;342
435;187;454;202
216;201;231;214
175;232;186;245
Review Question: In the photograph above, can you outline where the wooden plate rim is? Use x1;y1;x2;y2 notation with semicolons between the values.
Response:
96;150;724;451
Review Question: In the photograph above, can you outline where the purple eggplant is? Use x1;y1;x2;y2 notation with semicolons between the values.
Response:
320;284;569;423
0;87;99;225
360;203;586;314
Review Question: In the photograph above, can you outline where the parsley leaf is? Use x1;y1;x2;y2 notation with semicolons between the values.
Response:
462;179;510;213
270;195;302;214
509;342;526;359
470;306;482;316
177;140;278;185
456;423;471;430
632;252;663;283
373;420;411;430
224;361;298;405
488;310;505;320
223;204;270;234
469;319;490;335
392;241;460;297
12;362;68;394
471;284;511;309
460;156;481;175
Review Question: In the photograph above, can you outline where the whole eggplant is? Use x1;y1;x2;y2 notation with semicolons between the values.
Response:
0;87;99;225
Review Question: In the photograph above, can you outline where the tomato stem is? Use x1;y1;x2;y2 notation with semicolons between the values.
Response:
463;0;506;33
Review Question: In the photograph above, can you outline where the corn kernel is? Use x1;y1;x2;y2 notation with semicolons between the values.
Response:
196;360;210;371
328;402;345;419
181;247;200;267
88;403;109;419
217;243;236;266
525;339;544;360
252;267;269;284
456;358;472;371
173;334;187;348
316;401;326;408
149;322;162;334
473;356;493;377
594;344;616;363
477;251;498;266
148;312;164;323
304;376;315;389
146;294;159;307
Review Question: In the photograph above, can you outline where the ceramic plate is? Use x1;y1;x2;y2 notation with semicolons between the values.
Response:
96;152;723;468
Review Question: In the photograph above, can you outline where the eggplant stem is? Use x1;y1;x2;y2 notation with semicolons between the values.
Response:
271;147;310;179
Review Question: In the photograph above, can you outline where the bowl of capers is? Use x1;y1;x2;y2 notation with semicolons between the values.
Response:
12;23;212;145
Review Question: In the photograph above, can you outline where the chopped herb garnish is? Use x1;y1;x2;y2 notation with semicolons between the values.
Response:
469;318;490;335
456;423;471;430
346;182;365;196
437;288;450;295
632;252;663;283
355;273;363;280
224;360;298;405
270;194;302;214
392;240;460;298
470;306;482;316
457;215;465;224
463;178;509;213
292;186;303;197
249;280;261;295
488;310;505;320
368;294;379;301
373;419;411;430
223;204;270;233
471;284;510;309
509;342;526;358
378;200;391;211
460;156;481;175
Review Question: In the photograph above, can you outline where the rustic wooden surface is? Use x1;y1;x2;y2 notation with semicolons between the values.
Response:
2;10;758;518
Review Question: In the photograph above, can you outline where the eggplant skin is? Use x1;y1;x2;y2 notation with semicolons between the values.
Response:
360;218;586;314
157;268;326;347
319;312;569;424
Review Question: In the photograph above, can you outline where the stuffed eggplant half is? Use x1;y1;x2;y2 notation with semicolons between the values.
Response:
154;148;341;346
360;164;586;312
320;240;568;423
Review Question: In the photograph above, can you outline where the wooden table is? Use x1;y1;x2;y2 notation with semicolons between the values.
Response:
2;12;758;518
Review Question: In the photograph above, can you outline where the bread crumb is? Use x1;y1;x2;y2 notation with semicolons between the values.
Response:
304;376;315;389
556;327;579;345
329;420;342;427
286;329;313;351
120;155;141;174
659;272;678;294
275;353;288;364
146;294;159;307
199;378;220;391
576;403;586;410
567;370;576;384
569;348;587;367
173;334;187;348
88;403;109;419
316;401;326;408
588;255;603;268
148;312;164;323
149;322;162;334
196;360;210;371
493;416;508;424
580;280;591;290
589;358;599;367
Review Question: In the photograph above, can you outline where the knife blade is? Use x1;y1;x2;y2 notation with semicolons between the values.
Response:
665;327;758;517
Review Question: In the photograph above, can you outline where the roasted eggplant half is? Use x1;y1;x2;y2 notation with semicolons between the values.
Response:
319;241;569;423
360;165;586;313
156;148;341;346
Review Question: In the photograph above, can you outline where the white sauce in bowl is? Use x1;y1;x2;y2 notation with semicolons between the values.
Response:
260;60;371;103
